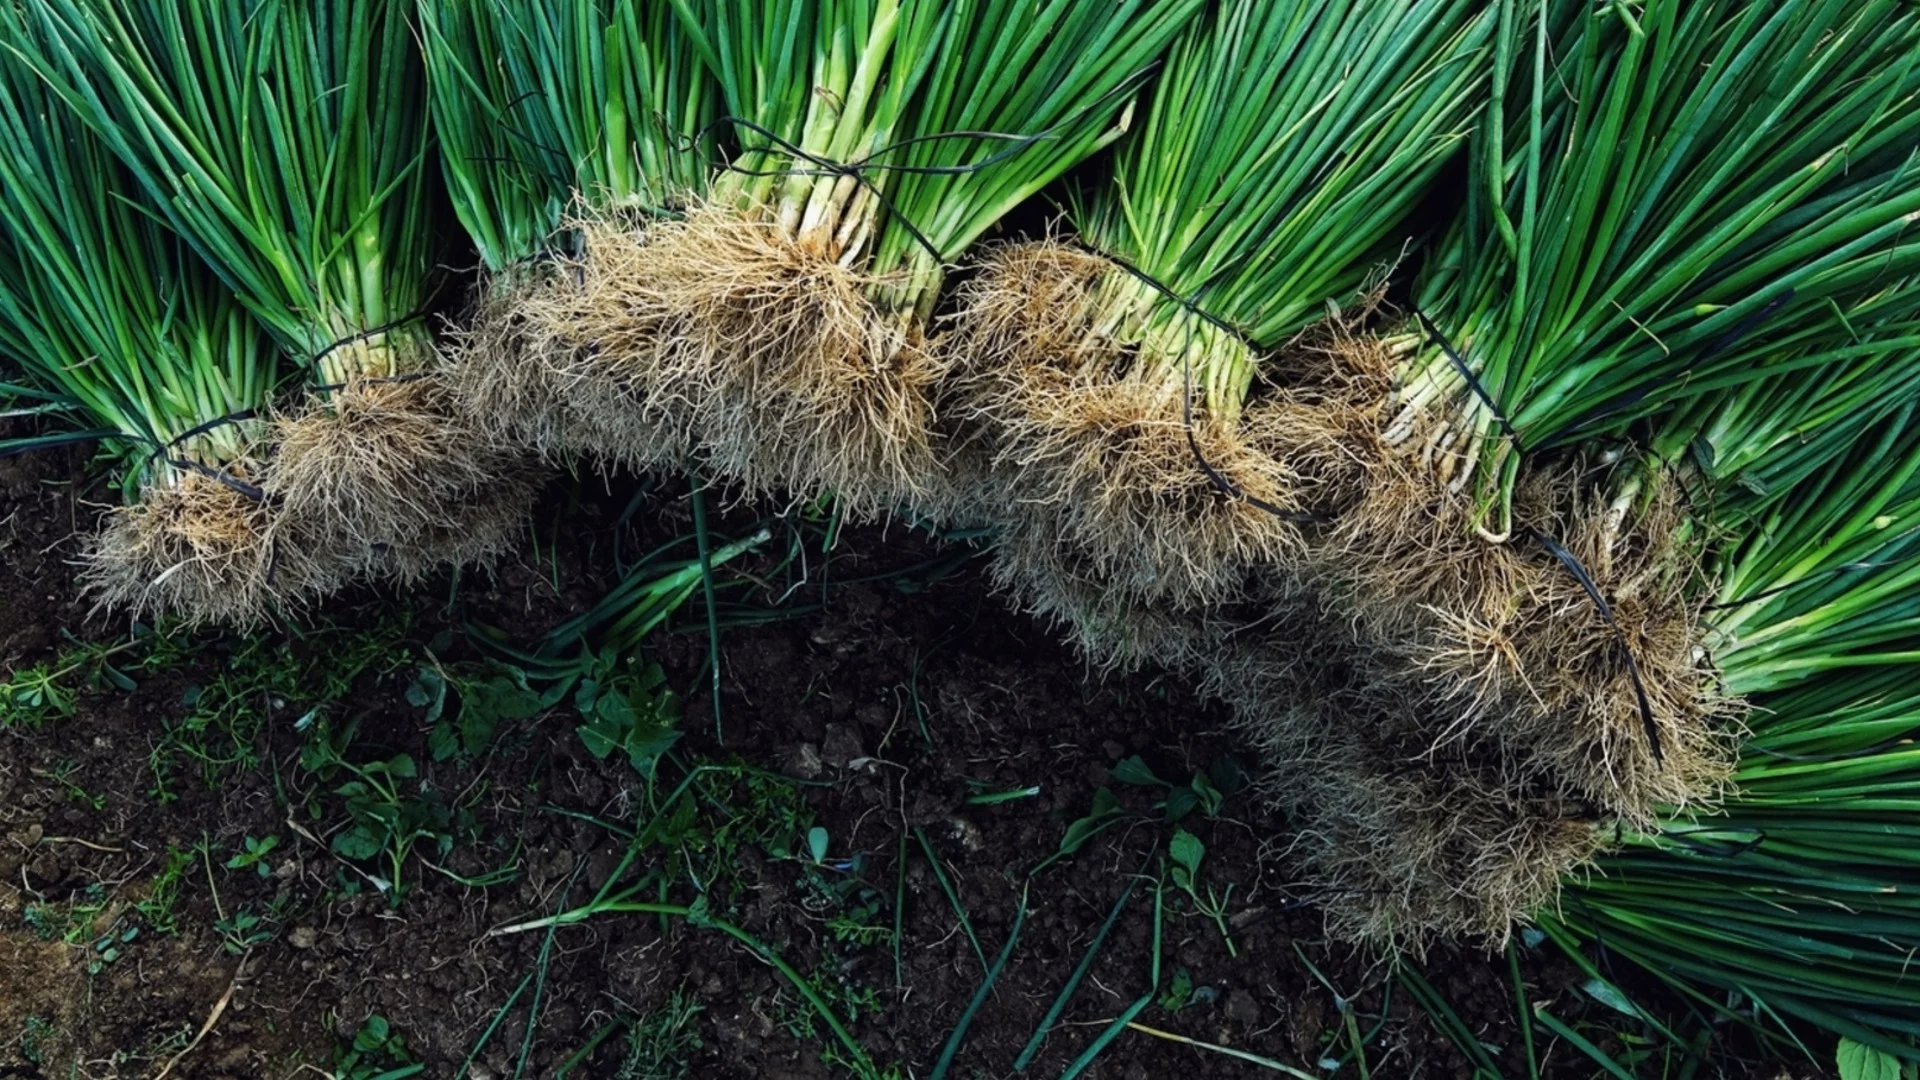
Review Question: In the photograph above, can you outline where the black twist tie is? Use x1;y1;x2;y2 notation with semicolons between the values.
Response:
1087;253;1322;524
1528;527;1663;762
161;407;262;450
162;456;269;503
1411;305;1521;449
692;64;1161;267
305;304;436;380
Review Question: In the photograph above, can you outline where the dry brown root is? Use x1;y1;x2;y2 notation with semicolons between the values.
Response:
497;205;951;512
985;503;1235;672
947;241;1395;611
1203;599;1607;949
378;464;540;585
267;373;539;582
489;214;702;472
1316;432;1739;822
82;468;336;627
442;270;581;460
1268;747;1605;949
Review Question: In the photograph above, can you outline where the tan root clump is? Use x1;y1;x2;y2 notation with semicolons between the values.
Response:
949;241;1397;609
83;468;335;627
502;206;950;511
268;373;538;582
985;504;1248;671
1319;435;1739;822
503;213;706;472
444;271;582;459
1272;748;1605;949
1205;601;1607;949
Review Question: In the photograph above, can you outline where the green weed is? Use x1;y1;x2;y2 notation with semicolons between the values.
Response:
0;632;143;728
34;759;104;810
332;1014;423;1080
134;846;194;934
18;1015;53;1065
1168;830;1236;958
148;612;414;802
415;658;548;763
225;834;281;878
298;715;473;906
617;989;705;1080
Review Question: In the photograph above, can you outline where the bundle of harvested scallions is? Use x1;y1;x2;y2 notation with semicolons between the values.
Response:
419;0;722;461
1212;296;1920;946
1158;1;1920;949
0;9;309;622
943;0;1495;660
23;0;532;587
501;0;1202;512
1548;368;1920;1057
1299;0;1920;825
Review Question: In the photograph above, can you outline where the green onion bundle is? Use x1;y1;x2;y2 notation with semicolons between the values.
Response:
521;0;1202;511
420;0;719;274
944;0;1496;656
1549;389;1920;1058
418;0;721;461
1386;0;1920;539
1188;362;1918;949
1299;0;1920;827
24;0;529;583
0;10;313;622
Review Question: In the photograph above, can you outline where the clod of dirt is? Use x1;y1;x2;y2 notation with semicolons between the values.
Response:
821;722;865;770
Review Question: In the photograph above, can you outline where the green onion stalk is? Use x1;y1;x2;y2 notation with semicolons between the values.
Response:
25;0;535;582
417;0;721;462
1548;396;1920;1060
938;0;1494;664
631;0;1201;513
1298;0;1920;824
0;11;314;624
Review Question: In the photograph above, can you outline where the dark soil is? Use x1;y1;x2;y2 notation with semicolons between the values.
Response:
0;441;1792;1079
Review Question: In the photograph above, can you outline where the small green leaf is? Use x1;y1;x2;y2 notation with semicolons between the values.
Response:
427;722;457;763
1057;787;1123;857
1110;756;1164;787
332;826;383;862
808;826;830;863
623;726;682;780
1163;785;1198;824
1169;830;1205;878
594;690;638;730
1158;967;1195;1012
385;755;417;779
464;674;544;723
1190;770;1224;818
1837;1038;1903;1080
